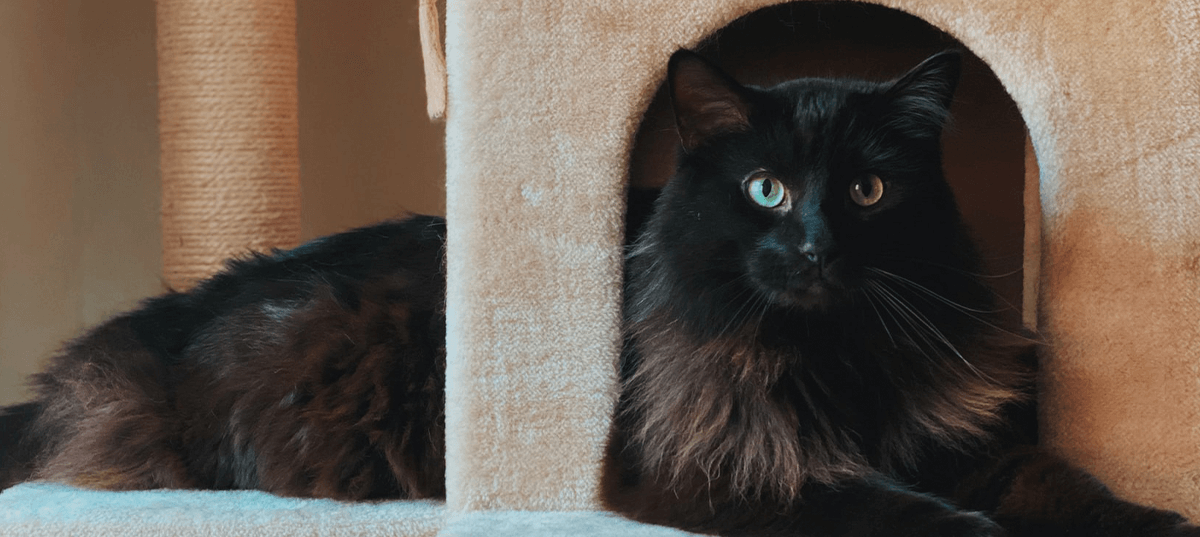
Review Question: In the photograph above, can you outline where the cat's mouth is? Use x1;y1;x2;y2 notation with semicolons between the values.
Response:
750;267;839;311
745;249;843;311
775;280;834;310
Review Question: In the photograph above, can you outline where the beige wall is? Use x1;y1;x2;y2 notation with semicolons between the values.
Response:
298;0;446;236
0;0;446;406
0;0;161;406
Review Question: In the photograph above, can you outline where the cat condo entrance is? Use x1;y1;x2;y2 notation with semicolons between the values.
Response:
628;1;1037;327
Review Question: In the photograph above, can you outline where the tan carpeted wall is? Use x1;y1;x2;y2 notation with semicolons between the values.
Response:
442;0;1200;520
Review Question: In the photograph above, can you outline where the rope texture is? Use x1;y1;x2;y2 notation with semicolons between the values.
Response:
157;0;301;289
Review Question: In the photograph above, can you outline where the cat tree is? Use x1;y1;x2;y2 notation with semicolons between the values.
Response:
2;0;1198;535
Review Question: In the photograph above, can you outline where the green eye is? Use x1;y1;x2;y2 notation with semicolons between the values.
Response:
744;173;786;208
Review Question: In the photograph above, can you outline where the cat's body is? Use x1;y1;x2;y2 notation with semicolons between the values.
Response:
2;50;1196;536
0;217;447;499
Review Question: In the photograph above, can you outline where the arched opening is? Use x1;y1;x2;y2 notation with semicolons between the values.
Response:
628;1;1033;324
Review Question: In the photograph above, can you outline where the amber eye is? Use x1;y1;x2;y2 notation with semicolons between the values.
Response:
744;172;786;208
850;175;884;207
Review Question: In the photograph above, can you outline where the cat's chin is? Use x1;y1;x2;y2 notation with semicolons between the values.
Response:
770;284;836;312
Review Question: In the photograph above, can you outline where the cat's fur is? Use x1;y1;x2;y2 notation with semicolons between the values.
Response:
0;218;447;499
1;50;1197;536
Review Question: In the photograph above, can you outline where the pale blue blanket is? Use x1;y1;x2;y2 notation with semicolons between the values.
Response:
0;482;445;536
0;482;698;537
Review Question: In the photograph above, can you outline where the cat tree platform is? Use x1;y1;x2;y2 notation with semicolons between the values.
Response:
2;0;1198;535
0;482;699;537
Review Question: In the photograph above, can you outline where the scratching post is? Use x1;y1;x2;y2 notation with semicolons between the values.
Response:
156;0;301;289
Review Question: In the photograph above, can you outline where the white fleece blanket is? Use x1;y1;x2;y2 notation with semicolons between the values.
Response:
0;482;446;537
0;482;700;537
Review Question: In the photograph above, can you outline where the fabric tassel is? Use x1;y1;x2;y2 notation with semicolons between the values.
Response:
420;0;448;120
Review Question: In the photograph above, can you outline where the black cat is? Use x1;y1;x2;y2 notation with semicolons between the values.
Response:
0;218;448;499
600;49;1198;537
1;49;1196;537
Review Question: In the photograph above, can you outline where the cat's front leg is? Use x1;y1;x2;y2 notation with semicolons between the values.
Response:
787;475;1004;537
955;447;1199;536
609;473;1003;537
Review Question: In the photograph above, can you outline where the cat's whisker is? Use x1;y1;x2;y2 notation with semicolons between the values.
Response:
867;268;999;314
707;272;756;297
866;268;1043;345
736;291;773;341
688;271;778;342
869;258;1028;317
713;286;762;339
868;280;950;357
869;281;950;363
871;282;945;362
860;286;897;347
749;292;773;334
864;281;923;354
875;255;1023;280
870;279;1000;384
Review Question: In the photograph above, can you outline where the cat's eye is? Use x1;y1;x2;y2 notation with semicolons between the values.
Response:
850;175;884;207
744;173;786;208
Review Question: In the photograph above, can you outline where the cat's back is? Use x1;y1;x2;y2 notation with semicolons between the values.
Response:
15;215;448;499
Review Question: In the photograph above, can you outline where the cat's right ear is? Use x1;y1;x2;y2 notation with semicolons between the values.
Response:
668;50;752;151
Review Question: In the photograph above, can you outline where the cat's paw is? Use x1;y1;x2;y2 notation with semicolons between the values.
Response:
1164;520;1200;537
910;510;1005;537
1072;505;1199;537
1131;505;1200;536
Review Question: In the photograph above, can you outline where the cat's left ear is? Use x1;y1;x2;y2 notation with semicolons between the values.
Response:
882;50;962;138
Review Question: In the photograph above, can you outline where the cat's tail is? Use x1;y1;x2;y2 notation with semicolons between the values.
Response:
0;402;41;490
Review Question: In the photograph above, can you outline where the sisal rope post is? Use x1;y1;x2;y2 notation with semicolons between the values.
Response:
157;0;302;290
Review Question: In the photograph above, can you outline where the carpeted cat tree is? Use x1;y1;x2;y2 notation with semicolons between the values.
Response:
2;0;1198;535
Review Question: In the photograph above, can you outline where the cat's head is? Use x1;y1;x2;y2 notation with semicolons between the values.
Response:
632;49;985;331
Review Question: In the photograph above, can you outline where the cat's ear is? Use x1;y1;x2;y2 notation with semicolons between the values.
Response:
668;50;752;151
882;50;962;138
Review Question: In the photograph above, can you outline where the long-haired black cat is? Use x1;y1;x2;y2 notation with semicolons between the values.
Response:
2;49;1197;537
600;49;1200;537
0;218;448;499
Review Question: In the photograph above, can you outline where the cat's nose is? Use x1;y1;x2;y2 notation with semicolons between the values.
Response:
800;245;820;263
798;241;828;265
